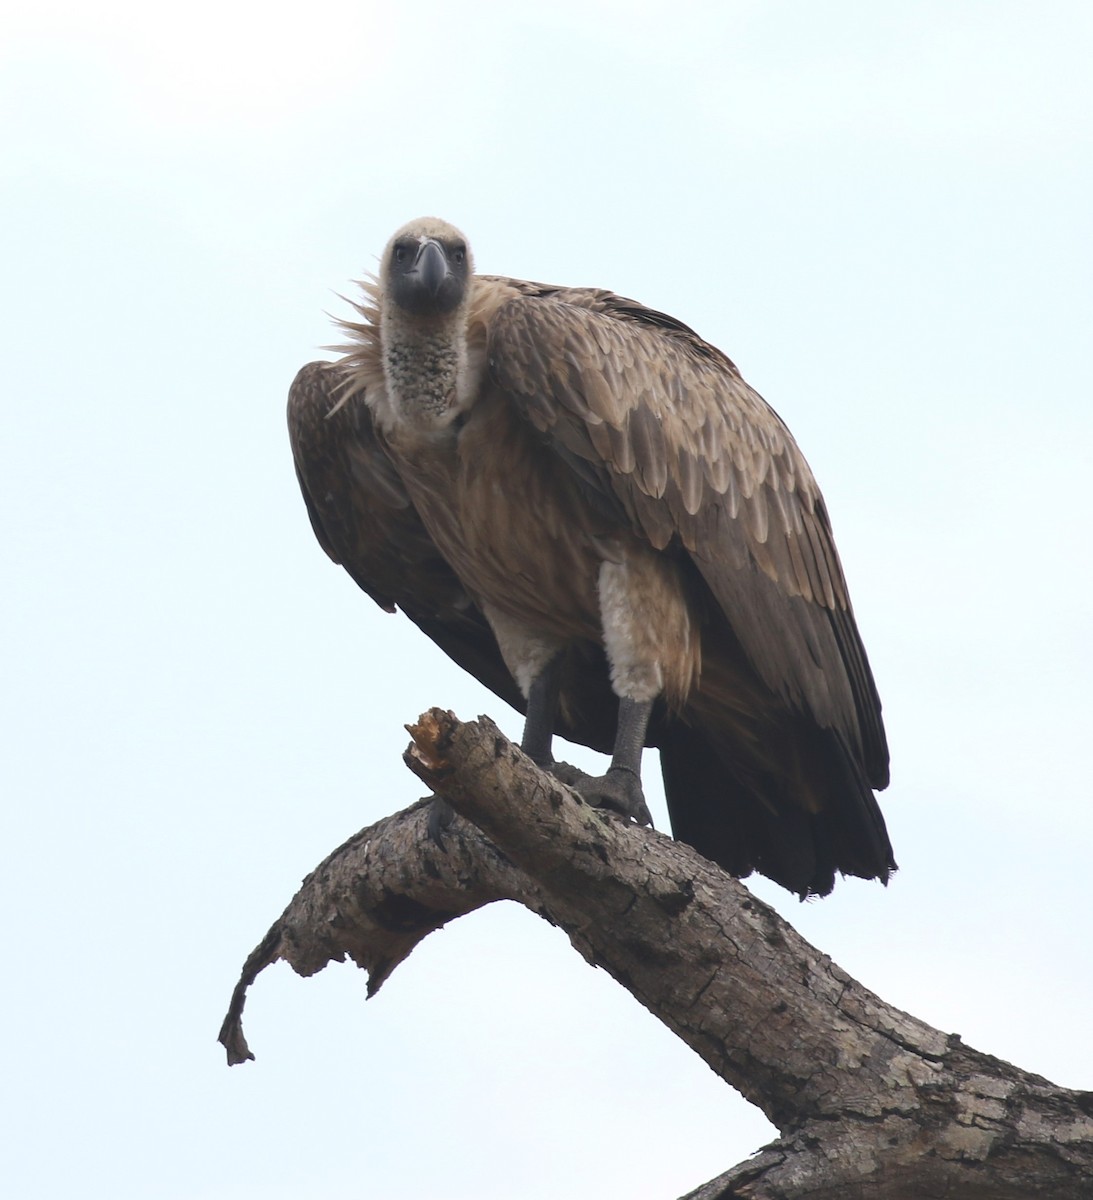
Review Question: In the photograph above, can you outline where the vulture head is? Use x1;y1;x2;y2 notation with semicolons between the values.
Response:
382;217;473;319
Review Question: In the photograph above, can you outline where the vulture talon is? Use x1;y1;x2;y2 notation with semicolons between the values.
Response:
550;763;654;828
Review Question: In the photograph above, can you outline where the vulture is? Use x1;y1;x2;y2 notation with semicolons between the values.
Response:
288;217;895;898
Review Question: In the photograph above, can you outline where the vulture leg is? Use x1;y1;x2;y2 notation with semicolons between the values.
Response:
483;601;654;825
520;651;564;768
553;698;655;827
519;650;654;827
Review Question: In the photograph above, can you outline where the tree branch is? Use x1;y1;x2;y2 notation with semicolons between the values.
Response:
220;708;1093;1199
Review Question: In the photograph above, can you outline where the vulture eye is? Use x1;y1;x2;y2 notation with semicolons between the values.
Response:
451;246;466;266
393;241;413;265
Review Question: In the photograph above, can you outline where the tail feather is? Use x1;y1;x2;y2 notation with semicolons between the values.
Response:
658;714;895;899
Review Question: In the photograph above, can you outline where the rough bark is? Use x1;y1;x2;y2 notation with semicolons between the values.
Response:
220;709;1093;1199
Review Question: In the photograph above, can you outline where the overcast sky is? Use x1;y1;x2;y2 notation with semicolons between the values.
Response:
3;2;1092;1197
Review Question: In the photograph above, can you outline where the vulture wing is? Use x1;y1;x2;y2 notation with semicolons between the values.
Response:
485;287;889;790
287;360;523;708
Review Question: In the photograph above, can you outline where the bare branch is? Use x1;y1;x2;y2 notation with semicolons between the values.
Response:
217;792;554;1063
221;708;1093;1198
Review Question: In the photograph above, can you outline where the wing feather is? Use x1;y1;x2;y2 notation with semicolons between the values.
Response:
676;448;705;516
629;403;669;497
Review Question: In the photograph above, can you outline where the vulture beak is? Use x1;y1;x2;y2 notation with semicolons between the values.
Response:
415;239;450;298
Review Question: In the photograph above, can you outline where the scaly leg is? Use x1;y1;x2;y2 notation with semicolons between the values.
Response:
520;651;563;768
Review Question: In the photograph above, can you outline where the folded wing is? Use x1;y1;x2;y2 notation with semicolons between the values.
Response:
486;288;889;790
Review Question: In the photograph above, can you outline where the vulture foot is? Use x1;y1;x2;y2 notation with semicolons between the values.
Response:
551;763;654;827
426;797;456;845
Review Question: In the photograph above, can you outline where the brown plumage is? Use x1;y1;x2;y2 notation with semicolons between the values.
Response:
287;217;895;897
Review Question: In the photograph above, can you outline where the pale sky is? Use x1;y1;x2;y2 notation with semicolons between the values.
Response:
3;3;1092;1197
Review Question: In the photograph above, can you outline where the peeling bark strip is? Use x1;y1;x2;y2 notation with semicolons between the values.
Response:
221;709;1093;1199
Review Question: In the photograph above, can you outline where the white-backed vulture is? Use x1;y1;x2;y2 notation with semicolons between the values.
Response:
287;217;895;898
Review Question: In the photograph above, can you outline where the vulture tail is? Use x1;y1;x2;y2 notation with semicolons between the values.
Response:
658;716;895;899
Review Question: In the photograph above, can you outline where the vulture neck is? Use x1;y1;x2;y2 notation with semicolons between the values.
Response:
380;302;472;433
